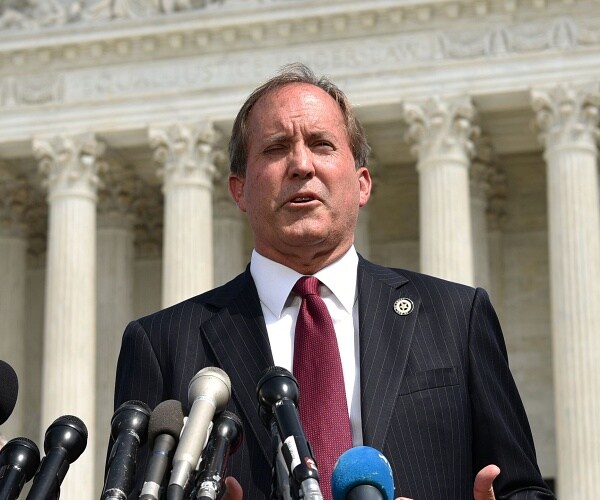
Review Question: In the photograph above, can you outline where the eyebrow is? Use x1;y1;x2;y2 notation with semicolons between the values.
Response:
261;130;336;145
262;133;290;145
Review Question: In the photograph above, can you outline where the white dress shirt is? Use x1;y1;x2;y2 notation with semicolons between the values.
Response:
250;246;363;445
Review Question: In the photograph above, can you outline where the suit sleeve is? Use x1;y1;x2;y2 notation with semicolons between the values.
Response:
114;319;165;411
109;320;165;498
468;288;555;499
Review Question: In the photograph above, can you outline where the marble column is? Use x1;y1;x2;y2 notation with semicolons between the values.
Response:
470;138;493;292
149;122;218;308
22;188;47;444
354;155;378;260
532;84;600;498
213;160;246;286
33;133;104;500
0;167;28;440
486;166;508;307
132;181;163;317
95;161;136;496
403;96;479;285
355;207;371;259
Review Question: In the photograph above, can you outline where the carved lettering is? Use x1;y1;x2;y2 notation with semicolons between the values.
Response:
14;74;64;106
0;14;599;110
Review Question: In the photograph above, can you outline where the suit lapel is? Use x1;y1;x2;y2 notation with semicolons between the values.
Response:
199;260;422;462
357;258;420;451
200;269;274;463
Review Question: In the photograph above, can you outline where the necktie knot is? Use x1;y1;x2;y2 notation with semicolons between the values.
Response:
293;276;320;298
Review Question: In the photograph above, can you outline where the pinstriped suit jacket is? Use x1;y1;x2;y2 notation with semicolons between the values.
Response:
114;257;555;500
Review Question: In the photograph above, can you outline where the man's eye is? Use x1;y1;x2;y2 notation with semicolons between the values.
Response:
313;141;333;149
264;145;285;153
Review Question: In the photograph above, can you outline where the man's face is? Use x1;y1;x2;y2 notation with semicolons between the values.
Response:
229;83;371;269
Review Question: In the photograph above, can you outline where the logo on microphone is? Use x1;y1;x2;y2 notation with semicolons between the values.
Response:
304;457;317;470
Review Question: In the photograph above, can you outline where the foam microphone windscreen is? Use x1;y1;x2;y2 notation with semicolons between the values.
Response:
331;446;395;500
147;400;185;446
0;360;18;425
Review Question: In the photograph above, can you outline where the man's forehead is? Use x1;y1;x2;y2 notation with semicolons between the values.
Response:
254;82;339;112
248;83;345;130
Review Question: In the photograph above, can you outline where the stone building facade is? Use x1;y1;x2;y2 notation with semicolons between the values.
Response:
0;0;599;498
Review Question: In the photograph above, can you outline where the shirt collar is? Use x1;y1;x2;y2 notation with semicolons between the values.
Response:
250;246;359;318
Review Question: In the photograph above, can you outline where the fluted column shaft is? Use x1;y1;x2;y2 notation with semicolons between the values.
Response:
486;167;508;304
95;163;136;496
354;156;377;259
532;85;600;498
0;170;28;439
403;97;478;285
214;184;246;286
150;122;218;307
34;134;103;500
0;234;27;437
133;181;163;316
354;207;371;259
470;140;493;291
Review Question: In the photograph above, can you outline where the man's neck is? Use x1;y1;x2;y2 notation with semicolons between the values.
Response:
254;242;354;275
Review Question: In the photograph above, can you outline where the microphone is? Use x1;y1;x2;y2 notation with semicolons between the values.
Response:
191;410;243;500
0;437;40;500
26;415;88;500
139;400;185;500
256;366;322;500
0;361;18;426
101;400;152;500
272;434;293;500
331;447;394;500
167;367;231;500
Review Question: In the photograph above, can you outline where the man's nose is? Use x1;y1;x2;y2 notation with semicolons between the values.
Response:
288;144;315;178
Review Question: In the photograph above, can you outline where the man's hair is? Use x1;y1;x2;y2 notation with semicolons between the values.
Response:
228;62;370;176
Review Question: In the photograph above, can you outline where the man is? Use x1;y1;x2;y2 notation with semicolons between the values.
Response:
114;64;554;499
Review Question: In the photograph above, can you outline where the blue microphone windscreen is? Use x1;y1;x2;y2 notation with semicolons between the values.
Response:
331;446;394;500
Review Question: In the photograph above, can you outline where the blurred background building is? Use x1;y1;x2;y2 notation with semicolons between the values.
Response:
0;0;599;498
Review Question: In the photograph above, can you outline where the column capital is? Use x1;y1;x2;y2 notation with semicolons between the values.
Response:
531;83;600;154
366;152;381;195
468;136;508;230
470;136;494;197
149;121;222;191
402;95;480;167
0;164;29;237
24;187;48;266
213;155;241;219
132;180;163;259
97;159;137;228
487;165;508;231
33;133;106;202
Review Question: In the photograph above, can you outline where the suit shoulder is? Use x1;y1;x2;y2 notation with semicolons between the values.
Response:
360;258;477;296
395;267;477;294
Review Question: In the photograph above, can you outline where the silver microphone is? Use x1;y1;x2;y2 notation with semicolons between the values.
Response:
167;367;231;500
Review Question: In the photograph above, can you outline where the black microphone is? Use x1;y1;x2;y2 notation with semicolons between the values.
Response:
0;437;40;500
256;366;322;500
0;360;18;426
139;400;185;500
26;415;88;500
191;410;243;500
101;400;151;500
167;367;231;500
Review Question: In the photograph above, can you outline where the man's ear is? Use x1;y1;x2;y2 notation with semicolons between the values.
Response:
229;174;247;212
357;167;372;207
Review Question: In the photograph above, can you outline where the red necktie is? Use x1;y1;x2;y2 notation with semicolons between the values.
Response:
292;276;353;500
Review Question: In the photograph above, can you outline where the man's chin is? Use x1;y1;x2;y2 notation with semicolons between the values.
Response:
280;232;327;248
277;219;327;242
